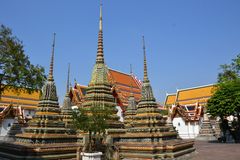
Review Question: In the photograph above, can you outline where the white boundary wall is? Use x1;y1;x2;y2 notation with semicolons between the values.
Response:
173;117;201;139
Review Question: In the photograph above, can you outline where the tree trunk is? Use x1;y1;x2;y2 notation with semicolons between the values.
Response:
89;130;92;152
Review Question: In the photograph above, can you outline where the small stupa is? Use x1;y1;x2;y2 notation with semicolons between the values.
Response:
61;64;75;133
124;65;137;129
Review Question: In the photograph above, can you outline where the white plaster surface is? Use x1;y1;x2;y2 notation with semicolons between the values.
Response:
81;152;102;160
173;117;200;139
0;118;15;137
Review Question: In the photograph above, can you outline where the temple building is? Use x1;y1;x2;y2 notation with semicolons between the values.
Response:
70;69;142;108
71;68;142;122
0;104;19;140
165;84;216;139
1;1;197;159
0;88;40;140
0;87;40;121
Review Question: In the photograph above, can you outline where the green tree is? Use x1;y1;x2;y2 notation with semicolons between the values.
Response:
207;79;240;119
72;105;111;152
0;25;46;97
208;54;240;120
218;54;240;82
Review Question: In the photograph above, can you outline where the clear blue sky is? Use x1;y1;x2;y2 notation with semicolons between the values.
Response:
1;0;240;105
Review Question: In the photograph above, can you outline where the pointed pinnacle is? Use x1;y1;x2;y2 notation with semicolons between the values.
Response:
142;36;149;83
99;0;103;31
96;1;104;64
48;33;56;81
66;63;70;95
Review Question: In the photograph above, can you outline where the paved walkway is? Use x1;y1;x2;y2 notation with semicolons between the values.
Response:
192;141;240;160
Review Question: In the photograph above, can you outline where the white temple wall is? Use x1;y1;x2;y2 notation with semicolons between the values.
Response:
173;117;200;139
23;109;36;119
116;106;123;122
0;118;15;140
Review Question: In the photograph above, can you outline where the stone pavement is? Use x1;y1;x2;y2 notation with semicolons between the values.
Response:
191;140;240;160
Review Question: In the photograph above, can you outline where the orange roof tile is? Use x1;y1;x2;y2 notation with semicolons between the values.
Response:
108;69;140;88
0;88;40;110
166;84;215;122
164;94;176;106
108;69;142;107
70;68;142;109
176;84;216;105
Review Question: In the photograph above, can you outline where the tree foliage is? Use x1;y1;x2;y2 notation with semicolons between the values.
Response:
207;79;240;118
72;105;111;152
0;25;46;97
218;54;240;82
207;54;240;118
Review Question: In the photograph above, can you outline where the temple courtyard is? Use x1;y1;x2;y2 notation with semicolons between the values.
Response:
190;141;240;160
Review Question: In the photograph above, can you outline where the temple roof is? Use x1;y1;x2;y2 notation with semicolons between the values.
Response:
0;104;14;122
176;84;216;105
0;88;40;110
108;68;142;107
164;93;176;107
165;84;216;122
0;104;27;124
70;68;142;109
164;84;216;107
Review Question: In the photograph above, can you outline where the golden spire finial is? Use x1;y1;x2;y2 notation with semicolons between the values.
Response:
96;0;104;64
142;36;149;82
48;33;56;81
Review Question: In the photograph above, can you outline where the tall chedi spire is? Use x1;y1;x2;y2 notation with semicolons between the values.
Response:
141;36;155;101
143;36;149;83
131;36;161;129
62;63;72;109
96;1;104;64
61;64;75;132
13;34;78;159
82;1;122;129
41;33;58;101
114;37;194;159
48;33;55;81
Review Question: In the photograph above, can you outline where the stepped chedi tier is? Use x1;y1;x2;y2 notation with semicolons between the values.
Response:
113;37;195;159
0;34;80;160
81;3;123;129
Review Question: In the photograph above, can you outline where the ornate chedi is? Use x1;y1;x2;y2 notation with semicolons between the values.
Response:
0;34;81;160
113;37;195;159
81;3;123;129
124;65;137;129
61;64;75;132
